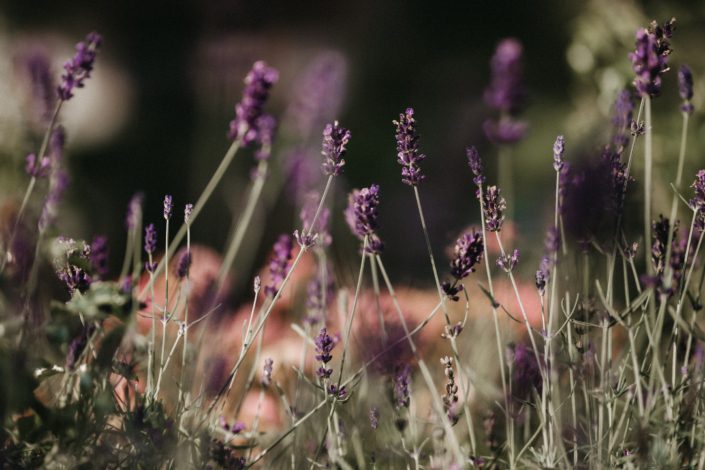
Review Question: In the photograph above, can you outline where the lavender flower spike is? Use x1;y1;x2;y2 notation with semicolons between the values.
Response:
144;223;158;272
466;146;485;187
553;135;565;172
629;19;674;98
264;234;293;297
393;364;412;409
25;153;50;178
393;107;426;186
690;170;705;213
483;185;506;232
321;121;352;176
314;327;336;379
57;32;102;101
679;65;694;114
484;38;525;114
228;61;279;144
163;195;173;220
184;203;193;224
125;192;144;230
175;249;191;279
262;358;273;388
90;235;109;279
497;249;520;272
450;231;484;280
344;184;384;254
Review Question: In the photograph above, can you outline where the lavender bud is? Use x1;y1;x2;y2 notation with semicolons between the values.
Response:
228;61;279;145
254;275;261;292
449;231;484;281
629;22;673;98
497;249;520;272
262;358;273;388
321;121;351;176
315;327;336;379
393;107;426;186
679;65;694;114
163;195;173;221
90;235;109;279
344;184;384;254
369;407;380;430
57;32;102;101
535;256;550;296
25;153;50;178
125;192;144;230
393;364;412;409
483;185;506;232
690;170;705;213
552;135;565;172
175;249;191;279
484;38;525;114
184;203;193;224
466;146;485;187
264;234;293;297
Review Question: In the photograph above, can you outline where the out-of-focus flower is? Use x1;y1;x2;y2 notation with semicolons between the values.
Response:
393;107;426;186
507;343;542;405
264;234;293;297
25;153;50;178
57;32;102;101
393;363;412;409
38;127;68;232
369;407;380;429
125;193;144;231
90;235;109;279
484;38;525;114
175;249;191;279
254;114;277;162
679;65;694;114
262;358;273;388
466;146;485;188
482;117;527;145
552;135;565;172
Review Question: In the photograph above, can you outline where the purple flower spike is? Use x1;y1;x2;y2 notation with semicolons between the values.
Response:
315;327;336;379
321;121;352;176
393;364;412;409
228;61;279;145
38;127;68;232
254;114;277;161
691;170;705;213
629;19;674;98
369;407;380;430
483;185;506;232
482;117;527;145
344;184;384;254
90;235;109;279
450;231;484;281
466;146;485;187
497;249;520;272
175;249;191;279
485;38;525;114
535;256;550;296
144;223;158;271
25;153;50;178
184;203;193;224
393;107;426;186
679;65;694;114
57;264;91;295
57;32;102;101
262;358;273;388
553;135;565;172
163;195;173;221
264;234;293;297
125;192;144;230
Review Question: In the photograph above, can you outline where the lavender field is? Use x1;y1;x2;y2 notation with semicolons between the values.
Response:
2;1;705;468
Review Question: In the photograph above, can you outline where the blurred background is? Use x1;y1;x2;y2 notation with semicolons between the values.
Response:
1;0;704;305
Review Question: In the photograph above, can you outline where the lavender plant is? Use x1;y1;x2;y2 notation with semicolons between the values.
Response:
4;16;705;470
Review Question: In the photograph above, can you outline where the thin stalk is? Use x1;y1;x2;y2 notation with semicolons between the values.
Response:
412;186;476;454
217;160;269;289
178;225;191;407
644;95;653;277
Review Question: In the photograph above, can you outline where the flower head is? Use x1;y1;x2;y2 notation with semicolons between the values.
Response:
228;61;279;145
629;19;674;97
393;364;412;409
320;121;352;176
57;32;101;101
262;358;273;388
184;203;193;224
163;195;173;221
344;184;384;254
553;135;565;172
497;249;520;272
38;127;68;232
535;256;550;296
484;38;525;114
449;231;484;280
144;223;158;272
90;235;109;279
393;107;426;186
175;249;191;279
125;192;144;230
264;234;293;297
57;264;91;295
679;65;694;114
466;146;485;187
25;153;50;178
483;185;506;232
254;114;277;161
